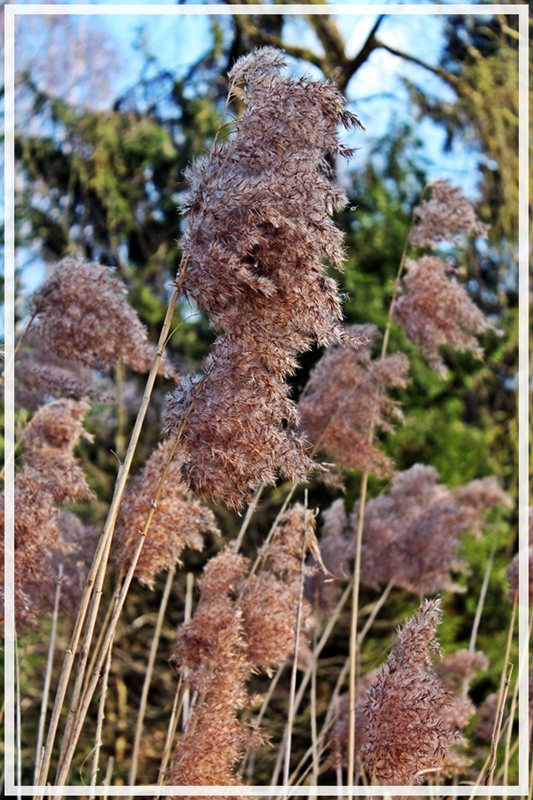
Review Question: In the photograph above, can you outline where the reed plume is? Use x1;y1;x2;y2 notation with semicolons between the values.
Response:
30;256;176;377
114;438;220;587
394;181;492;377
171;505;313;785
298;324;409;482
352;465;508;595
2;399;94;627
410;180;488;248
163;47;362;509
361;598;459;785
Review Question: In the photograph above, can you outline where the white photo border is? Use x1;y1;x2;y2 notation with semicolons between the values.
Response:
4;2;529;796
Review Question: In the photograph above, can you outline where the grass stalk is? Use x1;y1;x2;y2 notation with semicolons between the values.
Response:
282;503;310;796
243;661;286;781
485;662;513;785
347;469;369;788
34;565;63;784
156;674;184;792
88;634;113;796
128;564;176;793
502;607;531;784
181;572;195;730
57;549;112;771
15;631;22;794
234;482;265;552
469;538;496;652
310;628;319;791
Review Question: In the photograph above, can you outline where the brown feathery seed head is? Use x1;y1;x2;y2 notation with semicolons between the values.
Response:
240;571;310;673
298;324;409;481
31;257;176;377
436;649;489;694
163;345;316;510
16;337;112;409
393;255;494;377
22;398;92;453
410;180;489;248
243;504;314;671
173;547;250;678
114;438;220;587
6;401;94;627
170;602;258;790
257;503;312;576
329;673;377;769
357;465;509;596
165;48;361;507
20;400;94;504
361;598;459;785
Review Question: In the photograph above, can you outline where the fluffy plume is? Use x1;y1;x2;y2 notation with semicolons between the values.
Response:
241;504;314;672
393;181;492;376
329;672;377;771
171;505;313;784
357;466;509;595
298;325;409;482
410;180;488;248
30;256;176;377
1;399;94;627
170;548;258;789
16;334;112;410
114;438;220;587
393;256;493;376
361;598;459;785
163;47;362;509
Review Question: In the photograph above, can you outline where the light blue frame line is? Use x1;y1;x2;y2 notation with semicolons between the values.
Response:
4;2;529;796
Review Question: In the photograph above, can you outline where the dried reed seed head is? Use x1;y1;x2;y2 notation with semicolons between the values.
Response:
393;255;493;377
436;649;489;694
257;503;312;575
358;465;509;596
8;400;95;627
298;324;409;480
19;399;94;504
435;649;488;731
53;511;101;613
163;346;316;510
165;48;360;507
410;180;489;248
243;504;314;671
21;398;92;453
31;257;176;377
16;336;112;410
474;692;499;743
174;547;250;676
241;571;310;673
361;598;459;785
170;609;259;790
114;438;220;587
454;476;512;516
179;50;360;334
